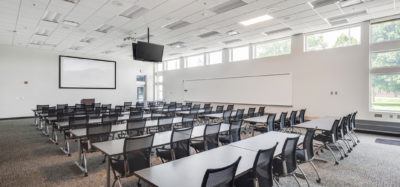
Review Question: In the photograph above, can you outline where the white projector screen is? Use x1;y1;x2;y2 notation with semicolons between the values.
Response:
183;74;292;106
59;56;116;89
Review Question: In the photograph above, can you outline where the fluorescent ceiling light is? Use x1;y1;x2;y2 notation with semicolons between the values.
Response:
226;30;240;36
240;14;273;26
308;0;338;9
119;5;148;19
167;41;185;48
169;53;182;56
192;47;207;51
329;19;349;26
328;10;367;22
35;28;49;36
198;31;220;38
96;24;113;33
30;40;44;45
42;11;62;23
222;39;241;44
209;0;247;14
340;0;364;8
163;20;191;30
63;20;80;27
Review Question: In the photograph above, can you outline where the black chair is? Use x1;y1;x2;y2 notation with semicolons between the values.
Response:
235;143;278;187
119;119;146;138
219;120;243;144
94;103;101;108
337;116;352;153
234;109;244;121
252;114;276;136
193;104;201;109
167;105;176;117
182;105;190;111
176;103;183;109
87;108;101;119
69;115;88;129
215;105;224;113
185;102;192;107
123;102;132;111
157;117;174;132
111;134;154;187
257;106;265;116
191;123;221;153
102;104;112;113
314;119;344;165
247;108;256;118
223;110;232;124
199;107;213;124
350;112;360;143
182;114;195;128
286;111;297;132
201;157;241;187
190;108;199;115
296;128;321;184
156;127;193;163
203;103;211;109
150;109;164;120
273;136;306;186
227;104;234;111
57;104;68;110
129;110;143;120
102;113;118;125
296;109;306;124
275;112;288;131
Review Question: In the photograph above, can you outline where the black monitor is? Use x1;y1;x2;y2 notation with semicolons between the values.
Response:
133;41;164;62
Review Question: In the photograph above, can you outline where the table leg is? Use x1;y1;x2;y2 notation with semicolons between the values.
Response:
106;156;111;187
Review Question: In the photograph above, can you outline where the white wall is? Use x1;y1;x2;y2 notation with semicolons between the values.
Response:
0;45;154;118
162;22;399;122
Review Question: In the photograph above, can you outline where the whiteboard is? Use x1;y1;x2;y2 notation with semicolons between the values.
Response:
183;74;292;106
59;56;116;89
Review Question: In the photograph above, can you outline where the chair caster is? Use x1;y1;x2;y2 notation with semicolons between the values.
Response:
344;154;348;157
68;153;71;157
357;140;360;143
84;173;88;177
340;156;344;160
334;161;339;165
316;179;321;183
320;149;324;153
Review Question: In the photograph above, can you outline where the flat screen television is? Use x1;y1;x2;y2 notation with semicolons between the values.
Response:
132;41;164;62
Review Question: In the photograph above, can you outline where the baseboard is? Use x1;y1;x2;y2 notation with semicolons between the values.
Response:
356;119;400;135
0;116;34;121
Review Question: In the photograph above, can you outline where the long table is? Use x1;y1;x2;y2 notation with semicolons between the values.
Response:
202;111;237;119
133;131;303;187
93;123;230;186
293;117;337;131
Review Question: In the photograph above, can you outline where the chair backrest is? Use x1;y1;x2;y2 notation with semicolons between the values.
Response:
201;157;241;187
235;109;244;121
339;116;348;137
148;101;155;107
129;110;143;120
258;106;265;116
37;105;49;111
229;120;243;142
266;113;276;131
226;104;234;111
248;108;256;118
170;102;176;106
204;123;221;150
278;112;288;130
168;105;176;111
57;104;68;110
86;123;112;145
185;102;192;107
69;115;88;129
193;104;201;109
102;104;112;112
204;103;211;109
182;114;195;128
330;119;340;142
94;103;101;108
289;111;297;126
253;143;278;187
170;127;193;160
281;136;300;174
124;102;132;107
57;110;71;122
182;105;190;111
350;111;357;130
47;107;57;117
303;128;316;161
157;117;174;132
102;113;118;124
162;104;169;109
299;109;306;123
123;134;154;176
223;110;232;124
190;108;199;114
127;119;147;137
176;103;183;108
216;105;224;113
87;108;101;118
204;106;213;114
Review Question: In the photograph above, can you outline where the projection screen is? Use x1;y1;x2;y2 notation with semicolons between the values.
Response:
59;56;116;89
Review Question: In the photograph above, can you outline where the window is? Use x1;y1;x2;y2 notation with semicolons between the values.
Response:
155;75;163;83
208;51;222;65
370;19;400;112
371;19;400;43
230;46;249;62
305;26;361;51
155;63;163;72
186;54;204;68
254;39;291;58
156;85;163;100
166;59;180;70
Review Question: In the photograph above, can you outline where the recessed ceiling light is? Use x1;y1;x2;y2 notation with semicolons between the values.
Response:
63;20;80;27
192;47;207;51
340;0;364;8
222;39;241;44
239;14;273;26
308;0;338;9
198;31;220;38
163;20;191;30
167;41;185;48
95;24;113;33
329;19;349;26
209;0;247;14
119;5;148;19
42;11;62;23
226;30;240;36
264;27;292;35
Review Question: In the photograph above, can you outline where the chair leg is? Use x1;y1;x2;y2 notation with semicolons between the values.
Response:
353;131;360;143
309;161;321;183
292;174;301;186
333;142;346;159
297;165;310;187
273;177;281;187
326;144;339;165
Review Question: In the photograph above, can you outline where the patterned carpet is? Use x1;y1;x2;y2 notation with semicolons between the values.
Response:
0;118;399;187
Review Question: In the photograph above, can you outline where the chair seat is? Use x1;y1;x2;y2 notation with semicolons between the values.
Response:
156;148;172;161
234;172;254;187
296;149;306;161
219;135;230;144
314;134;332;143
190;141;205;152
81;142;97;152
253;126;269;133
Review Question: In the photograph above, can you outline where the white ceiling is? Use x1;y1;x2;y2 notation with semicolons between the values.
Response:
0;0;399;60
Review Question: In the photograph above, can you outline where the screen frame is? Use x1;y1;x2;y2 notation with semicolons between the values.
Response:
59;55;117;89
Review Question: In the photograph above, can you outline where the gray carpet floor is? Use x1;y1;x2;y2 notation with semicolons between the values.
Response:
0;118;400;187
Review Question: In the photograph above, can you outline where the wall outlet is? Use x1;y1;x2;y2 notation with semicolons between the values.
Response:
389;114;393;118
374;113;383;118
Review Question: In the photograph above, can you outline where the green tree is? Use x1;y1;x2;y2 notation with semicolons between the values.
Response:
306;35;328;50
333;33;358;47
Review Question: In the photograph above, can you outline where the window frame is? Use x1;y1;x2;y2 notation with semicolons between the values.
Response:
229;45;250;62
166;59;180;71
253;37;292;59
185;54;205;68
207;50;223;65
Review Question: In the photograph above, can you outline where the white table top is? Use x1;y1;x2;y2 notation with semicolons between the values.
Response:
294;117;337;131
243;115;270;123
175;109;205;115
203;111;237;118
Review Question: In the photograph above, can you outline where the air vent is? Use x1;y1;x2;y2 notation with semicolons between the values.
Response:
42;11;62;23
198;31;220;38
167;41;185;48
35;28;50;36
63;20;80;27
308;0;338;9
329;19;349;26
327;10;367;22
210;0;247;14
30;40;44;45
264;27;292;35
226;30;240;36
340;0;364;8
222;39;241;44
116;43;129;48
96;24;113;33
192;47;207;51
164;20;191;30
119;5;148;19
80;37;95;43
374;113;383;118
